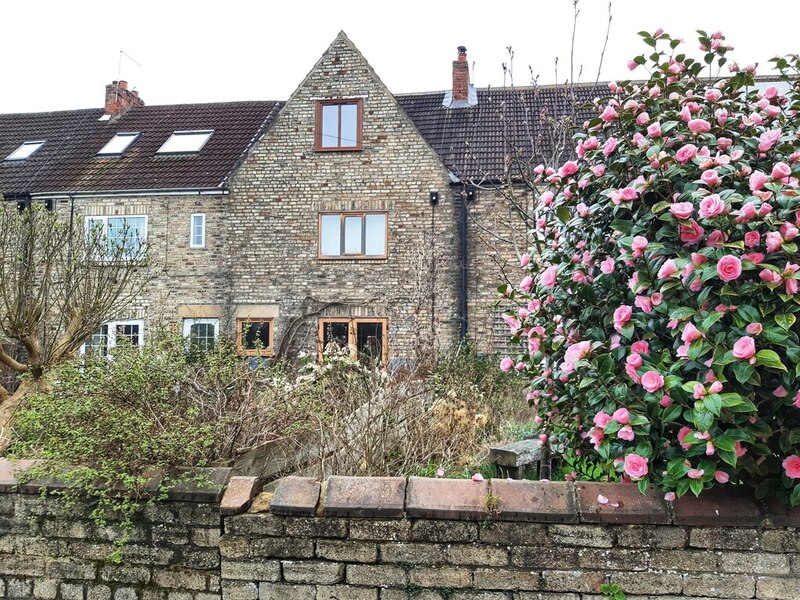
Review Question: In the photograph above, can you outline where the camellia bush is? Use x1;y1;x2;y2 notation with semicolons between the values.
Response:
501;29;800;504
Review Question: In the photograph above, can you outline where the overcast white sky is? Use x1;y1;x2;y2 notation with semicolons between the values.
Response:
1;0;797;113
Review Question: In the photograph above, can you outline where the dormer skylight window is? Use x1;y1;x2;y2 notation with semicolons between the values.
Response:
97;132;140;156
157;130;213;154
5;140;45;161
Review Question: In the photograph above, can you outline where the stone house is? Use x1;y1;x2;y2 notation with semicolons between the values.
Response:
0;32;601;366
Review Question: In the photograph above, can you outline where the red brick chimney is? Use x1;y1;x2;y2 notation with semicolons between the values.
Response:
452;46;469;102
104;80;144;116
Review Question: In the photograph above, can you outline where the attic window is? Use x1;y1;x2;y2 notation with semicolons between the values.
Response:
315;100;363;151
97;132;140;156
157;130;213;154
5;140;45;161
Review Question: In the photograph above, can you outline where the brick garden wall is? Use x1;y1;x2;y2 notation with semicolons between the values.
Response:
1;459;799;600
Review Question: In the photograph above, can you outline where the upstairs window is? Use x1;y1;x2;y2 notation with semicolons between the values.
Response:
5;140;45;161
86;215;147;259
97;132;140;156
315;100;362;151
190;214;206;248
157;130;213;154
318;318;387;364
319;212;387;259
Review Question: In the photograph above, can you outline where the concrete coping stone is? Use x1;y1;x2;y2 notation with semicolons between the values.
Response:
0;459;232;504
270;476;321;516
323;475;406;518
220;476;262;516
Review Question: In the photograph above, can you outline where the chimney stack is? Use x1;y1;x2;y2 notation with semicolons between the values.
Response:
104;80;144;117
452;46;469;102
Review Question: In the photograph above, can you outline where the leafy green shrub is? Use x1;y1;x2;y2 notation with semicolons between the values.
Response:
503;30;800;504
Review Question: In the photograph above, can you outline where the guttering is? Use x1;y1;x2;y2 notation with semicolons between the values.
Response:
27;188;229;200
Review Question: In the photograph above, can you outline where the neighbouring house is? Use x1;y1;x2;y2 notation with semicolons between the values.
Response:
0;32;603;367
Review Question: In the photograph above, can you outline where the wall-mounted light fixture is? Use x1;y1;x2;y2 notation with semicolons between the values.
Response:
429;191;439;205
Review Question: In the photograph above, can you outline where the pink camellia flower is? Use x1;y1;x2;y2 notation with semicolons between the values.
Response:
787;279;799;295
735;203;758;223
610;334;621;350
704;88;722;103
612;407;630;424
759;268;782;284
675;144;698;164
735;441;748;458
650;292;663;306
576;202;589;217
693;383;706;399
732;336;756;360
664;491;676;502
687;468;705;480
627;59;638;71
774;386;788;398
618;425;635;441
759;129;782;152
600;105;619;122
688;118;711;134
500;357;514;372
744;231;761;248
519;275;534;292
631;340;649;354
766;231;783;253
716;255;742;282
597;493;609;505
559;161;579;178
670;202;694;219
623;453;649;480
714;470;730;484
591;164;606;178
772;162;792;181
746;322;763;335
600;256;615;274
681;323;703;343
647;122;662;137
613;305;633;332
603;137;618;156
709;381;723;394
794;391;800;409
631;236;648;257
641;370;665;393
680;220;705;244
520;253;530;267
540;265;558;289
699;195;726;218
749;170;770;192
634;295;652;314
700;170;721;187
626;353;643;369
706;230;727;248
782;455;800;479
678;426;693;450
594;411;612;428
660;394;673;407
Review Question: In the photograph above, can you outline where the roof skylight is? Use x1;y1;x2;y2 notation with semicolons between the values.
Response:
157;130;213;154
97;132;140;156
5;140;45;161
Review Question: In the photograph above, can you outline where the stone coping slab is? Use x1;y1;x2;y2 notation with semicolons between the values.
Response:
323;475;406;518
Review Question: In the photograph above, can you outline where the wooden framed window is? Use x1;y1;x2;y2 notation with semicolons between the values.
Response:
237;318;274;357
314;99;363;151
318;318;387;364
318;212;387;259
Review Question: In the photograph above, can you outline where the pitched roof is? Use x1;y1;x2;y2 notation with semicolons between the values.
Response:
0;101;282;196
397;84;605;182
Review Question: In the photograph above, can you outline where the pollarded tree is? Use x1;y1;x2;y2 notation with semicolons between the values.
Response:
0;203;150;451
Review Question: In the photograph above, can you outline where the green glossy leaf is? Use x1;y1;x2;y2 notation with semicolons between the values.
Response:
756;349;787;372
776;313;796;331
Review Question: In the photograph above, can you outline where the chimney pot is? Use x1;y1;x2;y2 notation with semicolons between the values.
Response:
104;80;144;117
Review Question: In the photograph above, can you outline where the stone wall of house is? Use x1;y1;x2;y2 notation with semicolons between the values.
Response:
227;32;459;363
1;461;799;600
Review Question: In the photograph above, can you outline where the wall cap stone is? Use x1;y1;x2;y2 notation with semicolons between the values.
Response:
263;474;800;527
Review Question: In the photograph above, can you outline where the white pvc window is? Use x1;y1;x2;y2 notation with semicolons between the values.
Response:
190;214;206;248
6;140;45;161
86;215;147;259
81;320;145;356
157;130;213;154
97;132;140;156
183;318;219;352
